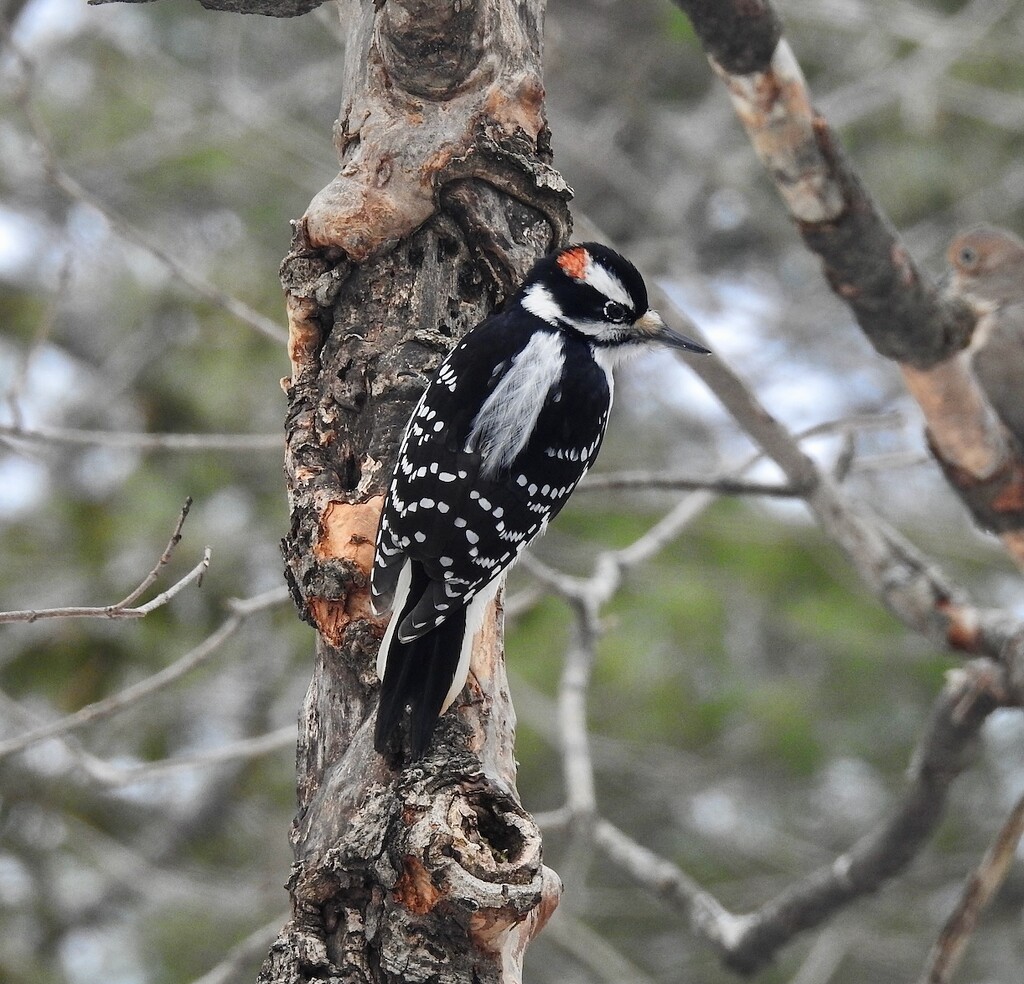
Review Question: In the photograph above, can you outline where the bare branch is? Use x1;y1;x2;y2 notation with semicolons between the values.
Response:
114;498;194;608
593;661;1006;974
189;916;290;984
0;614;241;760
673;0;1024;563
581;408;914;494
135;547;211;613
8;44;287;346
920;790;1024;984
0;548;210;623
592;818;746;951
579;471;804;497
0;423;282;453
558;606;600;822
0;498;211;624
655;292;1022;665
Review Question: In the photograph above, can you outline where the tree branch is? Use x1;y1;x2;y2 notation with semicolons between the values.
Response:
920;790;1024;984
0;499;210;623
9;44;288;345
0;613;240;759
593;660;1007;974
673;0;1024;564
0;423;282;453
651;286;1023;667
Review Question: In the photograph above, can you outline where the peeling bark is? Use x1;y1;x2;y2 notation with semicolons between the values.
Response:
264;2;570;981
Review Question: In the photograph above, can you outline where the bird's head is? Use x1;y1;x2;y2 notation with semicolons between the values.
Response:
518;242;710;358
947;225;1024;309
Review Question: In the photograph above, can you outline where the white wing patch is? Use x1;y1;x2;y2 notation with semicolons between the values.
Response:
376;559;412;682
467;331;565;479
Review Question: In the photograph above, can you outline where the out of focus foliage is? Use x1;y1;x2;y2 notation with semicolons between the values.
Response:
0;1;1022;983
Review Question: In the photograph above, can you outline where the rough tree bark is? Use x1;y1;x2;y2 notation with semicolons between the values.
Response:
261;2;569;982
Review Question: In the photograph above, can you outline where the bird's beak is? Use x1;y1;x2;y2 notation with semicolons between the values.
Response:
635;309;711;354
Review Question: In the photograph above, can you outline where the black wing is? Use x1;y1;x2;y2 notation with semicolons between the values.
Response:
371;316;610;640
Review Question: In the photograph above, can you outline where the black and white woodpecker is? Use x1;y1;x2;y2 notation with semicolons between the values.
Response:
371;242;709;758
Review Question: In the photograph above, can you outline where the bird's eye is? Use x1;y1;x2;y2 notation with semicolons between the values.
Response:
604;301;629;323
958;245;978;267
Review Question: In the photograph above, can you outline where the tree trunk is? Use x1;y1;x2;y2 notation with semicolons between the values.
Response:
261;2;570;981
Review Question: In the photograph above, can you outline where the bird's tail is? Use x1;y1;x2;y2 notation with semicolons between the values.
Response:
374;563;469;759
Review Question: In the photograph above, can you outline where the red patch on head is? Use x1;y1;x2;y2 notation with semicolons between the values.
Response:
557;246;589;282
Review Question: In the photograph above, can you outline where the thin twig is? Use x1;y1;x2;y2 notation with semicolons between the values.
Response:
114;498;194;609
0;423;282;453
0;500;210;624
187;915;289;984
136;548;211;613
919;791;1024;984
0;583;287;761
579;412;907;495
579;471;805;496
591;661;1005;974
0;532;211;624
9;44;287;346
0;615;242;760
558;604;600;821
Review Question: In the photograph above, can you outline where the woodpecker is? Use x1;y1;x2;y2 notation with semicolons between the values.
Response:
946;225;1024;446
371;242;709;759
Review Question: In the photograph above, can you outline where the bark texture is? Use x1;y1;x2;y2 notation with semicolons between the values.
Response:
264;2;570;981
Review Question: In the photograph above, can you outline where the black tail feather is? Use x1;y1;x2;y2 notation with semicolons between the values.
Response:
374;563;467;759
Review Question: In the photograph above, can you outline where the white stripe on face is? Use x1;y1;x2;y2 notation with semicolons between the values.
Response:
581;256;633;308
521;282;564;325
